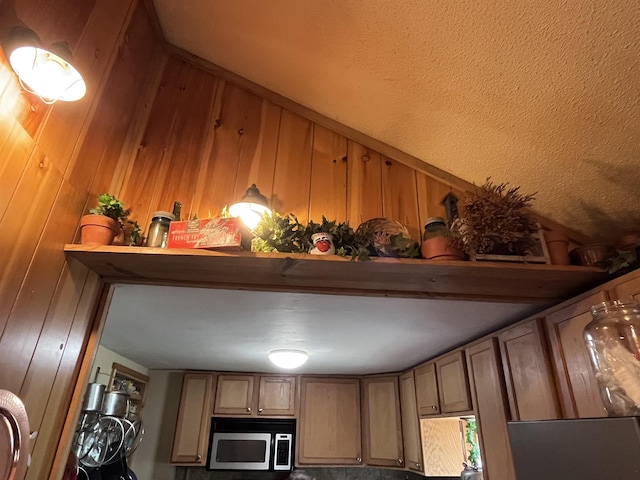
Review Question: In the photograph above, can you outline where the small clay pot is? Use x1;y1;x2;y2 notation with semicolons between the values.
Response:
616;233;640;251
543;231;570;265
80;215;120;245
421;236;465;261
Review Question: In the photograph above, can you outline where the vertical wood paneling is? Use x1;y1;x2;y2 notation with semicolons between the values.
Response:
70;0;158;196
309;124;347;222
232;99;281;203
271;110;313;223
0;149;60;338
0;117;35;222
152;66;217;219
346;140;383;224
0;180;86;393
199;82;270;218
37;0;135;175
382;155;421;241
0;3;158;479
28;270;103;480
120;56;191;223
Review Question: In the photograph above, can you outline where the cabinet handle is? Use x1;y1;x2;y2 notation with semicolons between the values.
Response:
258;408;263;413
416;463;421;469
246;407;251;412
431;405;437;410
398;459;403;465
356;457;362;463
196;455;201;461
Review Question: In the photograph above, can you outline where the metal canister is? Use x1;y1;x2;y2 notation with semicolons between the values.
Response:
101;391;130;417
81;383;106;412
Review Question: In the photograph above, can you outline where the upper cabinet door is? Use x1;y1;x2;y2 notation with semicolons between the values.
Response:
214;374;255;415
609;270;640;302
414;363;440;415
298;377;362;465
498;319;562;421
399;371;423;473
545;291;609;418
466;339;515;480
257;376;296;416
361;376;404;468
436;351;471;413
171;372;215;465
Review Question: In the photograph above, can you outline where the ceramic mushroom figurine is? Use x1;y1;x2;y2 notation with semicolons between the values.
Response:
310;232;335;255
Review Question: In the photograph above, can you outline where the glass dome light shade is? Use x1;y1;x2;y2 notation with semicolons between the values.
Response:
7;28;86;103
268;350;309;369
229;184;272;230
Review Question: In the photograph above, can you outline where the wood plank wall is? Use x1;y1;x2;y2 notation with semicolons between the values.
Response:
0;1;161;478
120;57;467;243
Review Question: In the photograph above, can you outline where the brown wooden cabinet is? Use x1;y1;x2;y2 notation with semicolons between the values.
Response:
545;291;609;418
609;269;640;302
399;371;423;472
214;374;296;416
498;319;561;420
171;372;215;465
436;351;472;413
414;362;440;415
466;339;515;480
298;377;362;465
361;376;404;468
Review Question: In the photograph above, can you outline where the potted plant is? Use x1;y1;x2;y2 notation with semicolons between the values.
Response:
453;179;542;261
355;217;420;259
420;217;465;260
80;193;130;245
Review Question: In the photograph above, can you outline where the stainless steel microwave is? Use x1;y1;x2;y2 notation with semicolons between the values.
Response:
207;418;295;471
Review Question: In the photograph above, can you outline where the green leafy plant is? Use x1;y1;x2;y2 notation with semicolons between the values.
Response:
596;246;639;274
252;212;306;253
464;419;481;467
89;193;129;224
252;213;370;260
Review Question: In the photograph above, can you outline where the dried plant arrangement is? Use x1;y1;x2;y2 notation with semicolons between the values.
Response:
453;179;540;257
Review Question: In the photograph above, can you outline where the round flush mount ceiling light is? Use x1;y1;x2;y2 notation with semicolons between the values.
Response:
6;27;86;103
268;349;309;369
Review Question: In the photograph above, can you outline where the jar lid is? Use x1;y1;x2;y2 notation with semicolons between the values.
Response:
424;216;446;227
151;211;176;221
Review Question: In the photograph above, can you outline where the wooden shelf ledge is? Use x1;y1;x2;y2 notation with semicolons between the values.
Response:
63;245;607;304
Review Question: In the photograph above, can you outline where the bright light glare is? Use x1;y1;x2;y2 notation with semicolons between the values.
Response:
268;350;309;369
9;46;86;102
228;202;271;231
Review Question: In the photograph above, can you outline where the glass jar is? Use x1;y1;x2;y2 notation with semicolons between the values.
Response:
423;216;449;240
145;211;175;248
584;300;640;416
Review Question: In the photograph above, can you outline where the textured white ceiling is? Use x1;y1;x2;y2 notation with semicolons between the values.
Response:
101;284;535;374
153;0;640;242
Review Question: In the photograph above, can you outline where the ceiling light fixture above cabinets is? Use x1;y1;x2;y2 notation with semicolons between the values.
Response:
268;349;308;369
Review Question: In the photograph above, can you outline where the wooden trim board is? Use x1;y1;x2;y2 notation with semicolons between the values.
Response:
63;245;606;304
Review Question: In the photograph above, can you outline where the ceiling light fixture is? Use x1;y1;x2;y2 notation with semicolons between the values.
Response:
268;349;309;369
228;184;272;231
5;26;86;104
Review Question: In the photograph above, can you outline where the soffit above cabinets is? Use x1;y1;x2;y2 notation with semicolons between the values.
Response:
66;245;606;374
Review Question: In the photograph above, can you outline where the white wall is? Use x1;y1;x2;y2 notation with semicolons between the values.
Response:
131;370;183;480
90;345;149;386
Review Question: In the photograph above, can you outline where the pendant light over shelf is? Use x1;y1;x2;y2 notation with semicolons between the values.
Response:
229;184;272;230
4;26;86;103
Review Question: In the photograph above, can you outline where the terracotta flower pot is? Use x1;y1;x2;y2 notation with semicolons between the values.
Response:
80;215;120;245
420;236;465;261
543;230;570;265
